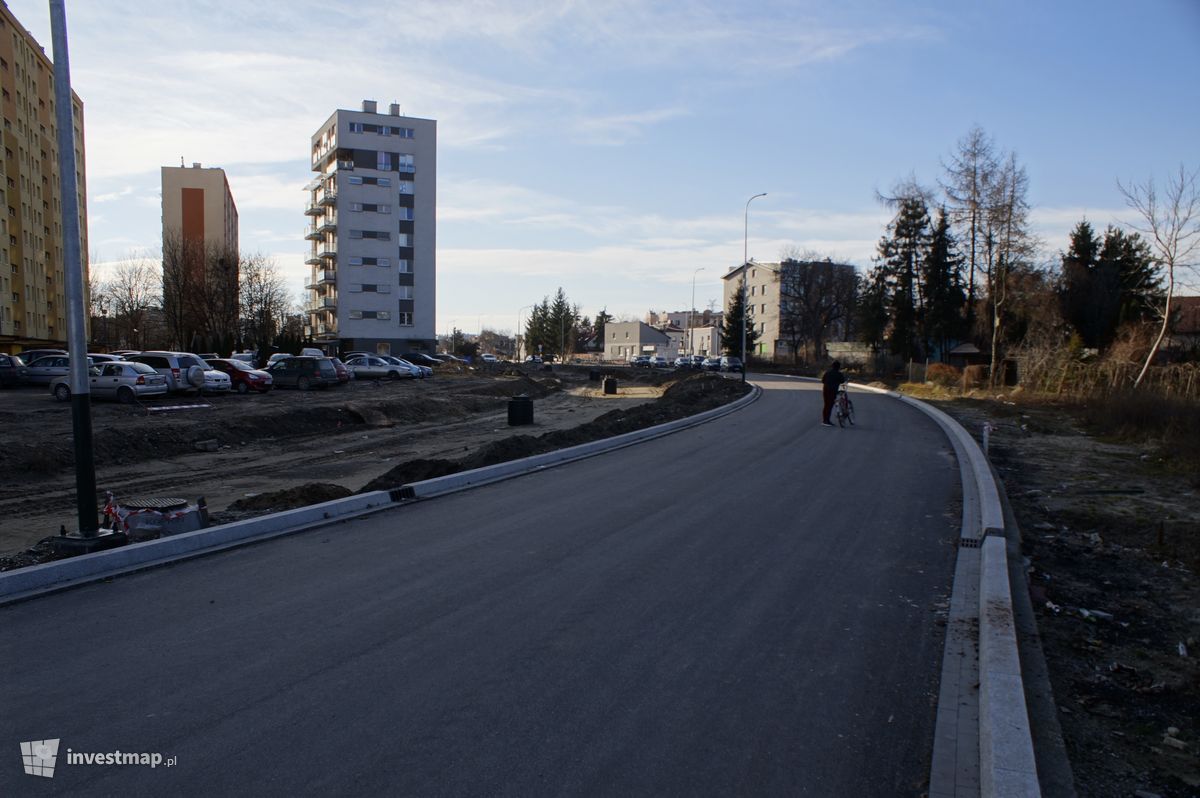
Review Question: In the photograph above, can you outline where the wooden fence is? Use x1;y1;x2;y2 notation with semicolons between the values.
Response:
1015;358;1200;401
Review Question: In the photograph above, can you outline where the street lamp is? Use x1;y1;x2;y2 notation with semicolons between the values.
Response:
688;267;704;356
741;192;767;382
516;303;535;361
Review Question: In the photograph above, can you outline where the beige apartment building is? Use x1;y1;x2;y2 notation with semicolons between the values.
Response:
0;4;88;353
161;163;239;349
304;100;437;355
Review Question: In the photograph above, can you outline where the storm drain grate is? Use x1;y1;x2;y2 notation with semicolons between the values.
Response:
390;486;416;502
958;536;982;548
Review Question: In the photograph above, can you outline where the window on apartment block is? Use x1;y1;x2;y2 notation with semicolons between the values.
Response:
376;150;390;171
397;233;411;246
397;259;410;273
397;181;412;194
397;286;412;299
397;207;413;221
397;154;414;173
348;176;363;185
397;311;413;326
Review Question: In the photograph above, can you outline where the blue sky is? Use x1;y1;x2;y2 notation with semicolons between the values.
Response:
10;0;1200;333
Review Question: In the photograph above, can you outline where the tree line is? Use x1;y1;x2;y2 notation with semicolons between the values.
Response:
89;241;303;355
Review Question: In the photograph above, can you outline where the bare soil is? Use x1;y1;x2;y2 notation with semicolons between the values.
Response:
0;367;746;570
932;394;1200;798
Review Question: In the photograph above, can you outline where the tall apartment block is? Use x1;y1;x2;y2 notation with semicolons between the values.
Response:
161;162;239;349
305;100;436;354
0;4;88;353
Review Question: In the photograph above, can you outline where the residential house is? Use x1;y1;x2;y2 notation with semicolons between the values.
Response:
605;321;671;362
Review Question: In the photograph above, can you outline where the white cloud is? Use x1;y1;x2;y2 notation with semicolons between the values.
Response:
573;107;690;145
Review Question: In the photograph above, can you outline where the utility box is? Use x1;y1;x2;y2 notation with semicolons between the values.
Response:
508;395;534;426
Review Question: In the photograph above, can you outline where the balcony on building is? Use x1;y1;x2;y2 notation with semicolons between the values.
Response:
305;201;324;216
305;255;322;266
304;225;323;241
318;216;337;234
318;248;337;260
318;190;337;206
306;270;336;290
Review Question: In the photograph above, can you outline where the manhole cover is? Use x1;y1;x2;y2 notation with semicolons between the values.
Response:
119;497;189;511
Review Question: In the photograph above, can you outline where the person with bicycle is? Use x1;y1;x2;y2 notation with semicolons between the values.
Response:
821;360;844;427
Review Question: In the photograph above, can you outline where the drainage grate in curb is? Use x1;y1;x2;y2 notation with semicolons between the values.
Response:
958;537;982;548
390;486;416;502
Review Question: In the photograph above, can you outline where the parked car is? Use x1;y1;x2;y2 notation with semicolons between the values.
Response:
382;355;430;378
720;356;745;373
18;348;67;365
524;355;543;364
0;353;28;387
673;356;692;369
690;355;706;369
229;351;258;366
480;353;499;363
267;352;294;367
628;355;651;368
267;356;339;389
402;352;443;368
205;358;274;394
126;351;213;393
647;355;669;369
88;353;127;365
22;355;92;385
329;357;354;383
50;361;168;404
702;357;722;372
343;355;412;380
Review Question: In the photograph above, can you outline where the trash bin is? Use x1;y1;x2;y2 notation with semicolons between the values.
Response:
508;394;534;426
603;377;617;395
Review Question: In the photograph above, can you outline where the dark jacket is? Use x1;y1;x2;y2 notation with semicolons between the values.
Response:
822;367;844;394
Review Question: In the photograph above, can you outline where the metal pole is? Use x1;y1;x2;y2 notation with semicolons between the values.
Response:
50;0;98;536
741;193;766;382
689;267;703;356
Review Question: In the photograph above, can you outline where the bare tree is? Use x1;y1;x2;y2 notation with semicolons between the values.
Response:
777;247;859;364
105;255;161;350
238;254;294;351
942;126;999;333
1119;165;1200;388
161;231;240;351
984;152;1036;385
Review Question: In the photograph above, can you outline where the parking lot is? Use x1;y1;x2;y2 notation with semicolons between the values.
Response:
0;365;665;557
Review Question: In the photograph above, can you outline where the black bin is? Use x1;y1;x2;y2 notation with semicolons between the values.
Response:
508;395;534;426
603;377;617;395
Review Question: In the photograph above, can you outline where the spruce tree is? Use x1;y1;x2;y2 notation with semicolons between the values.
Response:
720;287;759;356
923;207;967;359
876;196;932;361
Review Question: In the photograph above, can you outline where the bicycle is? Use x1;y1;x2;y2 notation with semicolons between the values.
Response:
835;382;855;428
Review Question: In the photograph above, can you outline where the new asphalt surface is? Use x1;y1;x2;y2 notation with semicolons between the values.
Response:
1;375;961;796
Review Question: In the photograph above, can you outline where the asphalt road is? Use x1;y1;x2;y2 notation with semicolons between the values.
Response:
1;375;961;796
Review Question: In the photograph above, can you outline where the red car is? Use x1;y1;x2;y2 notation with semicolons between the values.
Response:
330;357;354;384
205;358;274;394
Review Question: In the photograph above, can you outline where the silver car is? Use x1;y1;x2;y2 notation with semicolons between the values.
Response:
344;355;413;380
50;361;169;403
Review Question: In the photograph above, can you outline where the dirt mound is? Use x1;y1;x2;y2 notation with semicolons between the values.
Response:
456;374;553;398
227;483;353;512
360;373;749;492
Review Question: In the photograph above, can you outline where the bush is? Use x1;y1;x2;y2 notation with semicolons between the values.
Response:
926;362;961;387
963;364;988;388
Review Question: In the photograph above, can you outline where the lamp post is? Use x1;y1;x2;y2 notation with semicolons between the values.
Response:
688;267;704;356
516;303;535;361
741;192;767;382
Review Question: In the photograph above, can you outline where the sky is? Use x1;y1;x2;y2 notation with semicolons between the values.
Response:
8;0;1200;334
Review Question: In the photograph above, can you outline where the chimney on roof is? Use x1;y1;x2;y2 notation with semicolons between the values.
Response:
362;100;377;113
389;103;400;116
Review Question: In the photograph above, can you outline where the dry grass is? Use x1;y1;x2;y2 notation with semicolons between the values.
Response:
1078;391;1200;474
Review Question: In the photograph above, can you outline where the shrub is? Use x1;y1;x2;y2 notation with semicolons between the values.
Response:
926;362;961;387
963;364;988;388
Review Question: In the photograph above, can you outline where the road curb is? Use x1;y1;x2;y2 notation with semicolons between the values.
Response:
891;389;1040;797
0;382;760;605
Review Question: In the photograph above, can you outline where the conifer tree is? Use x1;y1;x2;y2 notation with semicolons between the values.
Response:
720;287;759;356
876;196;932;361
